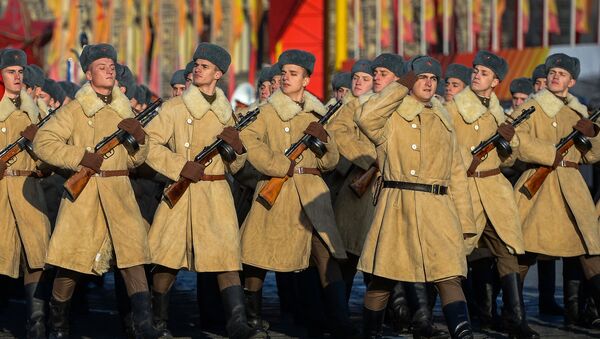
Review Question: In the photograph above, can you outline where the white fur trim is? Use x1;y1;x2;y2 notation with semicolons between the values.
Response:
181;85;232;124
267;89;327;122
0;90;40;123
533;88;589;118
453;88;505;124
75;82;134;119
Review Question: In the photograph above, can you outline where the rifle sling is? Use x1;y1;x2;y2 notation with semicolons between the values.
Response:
467;168;502;178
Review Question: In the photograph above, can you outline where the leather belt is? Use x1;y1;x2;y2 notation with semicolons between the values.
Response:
294;167;321;176
557;160;579;169
467;168;502;178
200;174;226;181
93;170;130;177
383;180;448;195
3;169;43;177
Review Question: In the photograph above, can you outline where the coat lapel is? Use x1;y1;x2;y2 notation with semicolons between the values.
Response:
395;95;453;131
75;82;134;119
453;88;505;124
181;85;232;124
534;88;589;118
0;90;40;123
268;89;327;122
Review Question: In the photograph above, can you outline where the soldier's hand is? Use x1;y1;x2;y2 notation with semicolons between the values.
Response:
180;161;205;183
287;160;296;177
552;150;564;168
118;118;146;144
397;71;417;89
497;123;515;141
79;152;104;173
217;126;244;154
20;124;39;142
0;159;7;180
574;118;599;138
304;122;328;142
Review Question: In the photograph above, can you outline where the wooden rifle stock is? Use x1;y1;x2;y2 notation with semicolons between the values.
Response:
63;98;163;201
257;100;344;208
349;165;378;197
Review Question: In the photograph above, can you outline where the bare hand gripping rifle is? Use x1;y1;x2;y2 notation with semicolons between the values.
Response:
162;106;261;208
258;100;343;207
63;98;163;200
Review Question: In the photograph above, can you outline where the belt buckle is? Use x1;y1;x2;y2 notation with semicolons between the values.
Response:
560;160;566;167
475;171;481;178
297;167;304;174
431;184;440;194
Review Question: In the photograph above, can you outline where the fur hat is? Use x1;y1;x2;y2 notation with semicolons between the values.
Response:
192;43;231;73
0;48;27;69
509;77;534;96
23;64;45;88
473;50;508;81
42;79;67;104
445;63;472;86
278;50;316;75
405;55;442;79
79;43;117;72
331;72;352;90
545;53;580;80
257;67;272;85
170;69;186;87
115;64;137;99
351;59;373;78
184;61;195;79
371;53;404;77
267;62;282;80
58;81;80;100
531;64;546;81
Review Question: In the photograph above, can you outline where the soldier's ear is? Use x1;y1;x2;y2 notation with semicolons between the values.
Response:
214;70;223;81
85;69;93;81
302;76;310;88
491;77;500;89
568;78;576;88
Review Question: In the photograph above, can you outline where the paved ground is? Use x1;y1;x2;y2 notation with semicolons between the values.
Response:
1;263;600;338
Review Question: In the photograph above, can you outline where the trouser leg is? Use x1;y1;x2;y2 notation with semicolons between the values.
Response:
438;278;473;339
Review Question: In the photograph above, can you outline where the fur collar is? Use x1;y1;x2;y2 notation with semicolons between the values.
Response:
0;89;40;123
453;88;505;124
533;88;588;118
181;85;232;124
357;91;375;105
395;95;453;131
267;89;327;122
75;82;134;118
342;93;355;105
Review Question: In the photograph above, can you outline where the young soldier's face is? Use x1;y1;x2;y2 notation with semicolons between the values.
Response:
171;84;185;97
38;90;51;105
193;59;222;87
259;81;271;101
185;75;192;89
533;77;547;93
444;77;466;102
86;58;116;90
1;66;24;95
373;67;399;93
471;65;499;93
511;92;529;109
352;71;373;97
411;73;438;102
271;75;282;92
335;87;350;100
547;67;575;94
281;64;309;96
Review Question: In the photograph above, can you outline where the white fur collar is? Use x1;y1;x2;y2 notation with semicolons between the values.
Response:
342;93;355;105
0;89;40;123
533;88;588;118
357;91;375;105
453;88;505;124
182;85;232;124
395;95;453;131
267;89;327;122
75;82;134;118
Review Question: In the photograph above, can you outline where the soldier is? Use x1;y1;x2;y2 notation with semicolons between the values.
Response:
507;77;534;116
256;66;272;103
41;79;69;111
331;72;352;101
0;48;51;339
357;55;476;339
531;64;547;93
239;49;357;338
445;51;539;339
444;63;471;102
116;63;138;104
144;43;265;339
33;43;158;338
268;62;282;92
184;61;194;89
169;70;186;97
58;81;80;101
514;53;600;329
23;64;45;100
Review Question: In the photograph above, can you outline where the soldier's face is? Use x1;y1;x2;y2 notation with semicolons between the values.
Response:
444;77;466;102
38;90;51;105
1;66;24;95
259;81;271;101
281;64;309;96
335;87;350;100
471;65;499;93
171;84;185;97
86;58;116;90
547;67;575;95
193;59;222;88
533;77;547;93
511;92;529;109
351;72;373;97
411;73;438;102
271;75;282;92
373;67;398;93
185;75;192;89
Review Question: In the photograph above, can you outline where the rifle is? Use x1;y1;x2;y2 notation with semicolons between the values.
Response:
467;106;535;175
349;165;378;198
0;107;59;170
163;107;261;208
258;100;343;208
522;108;600;198
63;98;163;200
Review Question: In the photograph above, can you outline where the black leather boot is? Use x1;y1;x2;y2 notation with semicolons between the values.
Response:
563;279;583;327
152;291;173;338
363;307;385;339
322;281;359;339
469;258;497;330
221;286;268;339
442;301;473;339
130;291;160;339
24;283;46;339
405;282;448;339
48;297;70;339
296;268;326;337
385;282;411;334
537;260;564;316
244;289;269;331
115;273;135;339
500;273;539;339
581;283;600;329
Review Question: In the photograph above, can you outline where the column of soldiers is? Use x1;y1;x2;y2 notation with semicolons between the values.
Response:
2;39;600;339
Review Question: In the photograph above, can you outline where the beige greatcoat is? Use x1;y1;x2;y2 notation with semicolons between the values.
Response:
239;89;347;272
356;82;476;282
145;86;246;272
446;88;525;255
328;93;377;256
33;83;150;275
0;90;50;278
514;89;600;257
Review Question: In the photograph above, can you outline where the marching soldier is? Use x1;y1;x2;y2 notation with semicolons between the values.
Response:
239;49;357;338
144;43;266;339
33;43;158;338
0;48;51;339
357;55;476;339
531;64;547;93
507;78;534;117
268;62;282;92
256;66;272;103
169;70;186;97
444;63;471;102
